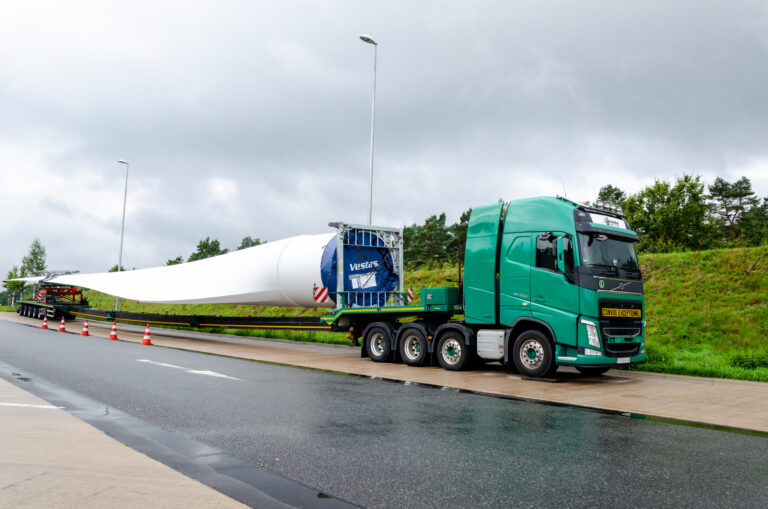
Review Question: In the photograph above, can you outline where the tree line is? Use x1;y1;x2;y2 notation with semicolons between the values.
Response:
165;235;265;265
598;175;768;253
401;175;767;269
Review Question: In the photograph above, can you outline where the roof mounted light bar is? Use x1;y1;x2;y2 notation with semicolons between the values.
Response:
592;199;624;217
557;195;625;218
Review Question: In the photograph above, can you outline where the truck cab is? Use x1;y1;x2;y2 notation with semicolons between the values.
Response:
465;196;645;376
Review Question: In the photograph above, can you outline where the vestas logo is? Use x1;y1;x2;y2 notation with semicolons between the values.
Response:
349;261;379;271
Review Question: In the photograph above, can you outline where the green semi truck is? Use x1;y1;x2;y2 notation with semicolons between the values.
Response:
327;196;645;377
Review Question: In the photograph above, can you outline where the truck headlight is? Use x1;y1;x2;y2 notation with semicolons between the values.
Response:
584;348;602;356
580;319;601;349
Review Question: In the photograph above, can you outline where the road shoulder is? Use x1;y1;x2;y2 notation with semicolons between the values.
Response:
0;374;246;509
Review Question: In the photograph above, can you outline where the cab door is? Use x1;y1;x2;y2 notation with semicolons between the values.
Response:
529;232;579;346
499;234;532;325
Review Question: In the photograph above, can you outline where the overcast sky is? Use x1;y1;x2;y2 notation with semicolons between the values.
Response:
2;0;767;275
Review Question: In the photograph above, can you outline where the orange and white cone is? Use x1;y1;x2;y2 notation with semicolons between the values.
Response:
108;321;119;341
41;316;48;330
141;324;153;346
58;317;66;333
81;319;90;336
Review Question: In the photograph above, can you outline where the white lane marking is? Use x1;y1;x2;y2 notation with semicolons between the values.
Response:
186;370;240;380
138;359;241;381
0;402;63;409
138;360;186;370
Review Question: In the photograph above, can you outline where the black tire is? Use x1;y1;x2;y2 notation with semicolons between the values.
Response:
576;366;610;376
398;328;428;366
437;332;470;371
512;330;554;378
366;326;392;362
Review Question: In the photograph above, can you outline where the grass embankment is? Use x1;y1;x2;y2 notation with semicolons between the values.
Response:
0;305;16;312
83;250;768;382
637;245;768;382
83;265;460;346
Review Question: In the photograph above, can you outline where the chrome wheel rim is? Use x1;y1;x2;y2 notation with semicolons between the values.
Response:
441;338;462;365
519;338;545;369
402;334;421;361
370;332;386;356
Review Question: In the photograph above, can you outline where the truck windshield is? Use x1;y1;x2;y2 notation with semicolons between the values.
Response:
577;233;640;279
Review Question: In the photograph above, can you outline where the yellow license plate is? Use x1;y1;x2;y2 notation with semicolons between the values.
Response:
602;308;641;318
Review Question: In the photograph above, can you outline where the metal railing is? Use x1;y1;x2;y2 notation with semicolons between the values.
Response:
335;290;409;308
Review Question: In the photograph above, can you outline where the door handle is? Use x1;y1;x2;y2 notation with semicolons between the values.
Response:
533;294;545;303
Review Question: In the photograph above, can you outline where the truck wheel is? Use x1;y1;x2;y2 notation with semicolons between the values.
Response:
576;366;610;376
366;327;391;362
512;330;554;378
398;328;427;366
437;332;470;371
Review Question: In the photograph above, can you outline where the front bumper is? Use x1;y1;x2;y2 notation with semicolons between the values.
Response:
555;316;646;366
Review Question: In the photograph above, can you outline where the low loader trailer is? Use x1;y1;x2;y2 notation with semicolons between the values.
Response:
16;196;646;378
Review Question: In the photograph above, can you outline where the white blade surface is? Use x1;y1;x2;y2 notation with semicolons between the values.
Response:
50;233;335;307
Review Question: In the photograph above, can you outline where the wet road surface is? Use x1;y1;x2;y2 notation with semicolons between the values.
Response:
1;320;767;508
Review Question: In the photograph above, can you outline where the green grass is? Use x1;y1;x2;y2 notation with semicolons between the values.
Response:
0;305;16;312
83;249;768;382
631;245;768;381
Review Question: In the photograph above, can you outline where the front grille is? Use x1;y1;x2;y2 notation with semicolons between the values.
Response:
604;342;640;357
603;326;642;337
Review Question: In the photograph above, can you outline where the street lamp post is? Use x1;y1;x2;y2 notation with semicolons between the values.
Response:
115;159;129;311
360;34;378;225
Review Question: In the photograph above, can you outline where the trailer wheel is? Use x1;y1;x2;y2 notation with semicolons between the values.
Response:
366;327;391;362
576;366;610;376
398;328;427;366
437;332;470;371
512;330;554;378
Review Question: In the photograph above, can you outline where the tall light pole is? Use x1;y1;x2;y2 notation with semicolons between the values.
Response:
115;159;129;311
360;34;377;225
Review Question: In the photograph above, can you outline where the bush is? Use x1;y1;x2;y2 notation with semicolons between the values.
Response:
730;352;768;369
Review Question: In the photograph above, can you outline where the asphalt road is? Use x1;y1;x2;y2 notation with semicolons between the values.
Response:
1;320;767;508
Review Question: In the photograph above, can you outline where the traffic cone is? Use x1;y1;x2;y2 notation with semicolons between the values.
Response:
141;324;153;346
58;317;66;333
81;319;90;336
41;316;48;330
108;321;118;341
